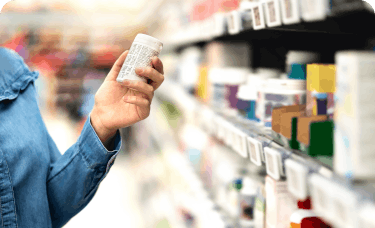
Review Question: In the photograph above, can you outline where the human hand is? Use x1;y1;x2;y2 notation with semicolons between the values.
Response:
90;50;164;142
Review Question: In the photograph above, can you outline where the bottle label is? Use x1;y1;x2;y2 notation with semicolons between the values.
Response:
117;41;160;82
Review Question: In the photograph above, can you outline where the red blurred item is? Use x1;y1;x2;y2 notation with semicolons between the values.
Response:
301;217;331;228
298;198;312;209
190;0;240;21
91;45;123;69
2;32;29;59
30;51;69;76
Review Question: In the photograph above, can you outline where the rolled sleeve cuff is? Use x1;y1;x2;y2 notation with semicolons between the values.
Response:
79;116;122;173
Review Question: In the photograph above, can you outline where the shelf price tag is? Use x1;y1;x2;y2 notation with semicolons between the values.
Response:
330;183;359;228
264;146;291;180
239;130;249;158
234;128;248;158
216;116;226;140
257;136;273;162
309;174;334;223
234;127;242;156
264;0;282;27
247;137;263;166
285;159;310;200
228;10;242;35
300;0;328;22
223;120;232;146
358;202;375;228
239;2;254;30
265;147;281;180
251;2;266;30
213;12;228;37
280;0;301;24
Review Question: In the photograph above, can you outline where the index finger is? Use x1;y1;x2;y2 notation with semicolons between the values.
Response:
106;50;129;81
151;56;164;75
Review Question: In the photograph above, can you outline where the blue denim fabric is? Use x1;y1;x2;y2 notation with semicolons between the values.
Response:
0;47;121;228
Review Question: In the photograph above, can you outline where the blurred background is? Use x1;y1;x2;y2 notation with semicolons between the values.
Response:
2;0;375;228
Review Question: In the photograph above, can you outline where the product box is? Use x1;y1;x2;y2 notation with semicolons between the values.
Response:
265;175;297;228
297;115;328;146
306;64;336;117
334;51;375;179
254;181;266;228
272;104;306;134
280;111;305;140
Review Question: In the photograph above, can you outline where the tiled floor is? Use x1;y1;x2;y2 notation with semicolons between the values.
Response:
41;110;144;228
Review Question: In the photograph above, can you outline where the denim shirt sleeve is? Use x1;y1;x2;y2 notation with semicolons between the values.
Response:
0;47;122;228
47;117;121;228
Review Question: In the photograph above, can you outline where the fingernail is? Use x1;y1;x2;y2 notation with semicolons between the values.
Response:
122;80;130;85
136;68;144;74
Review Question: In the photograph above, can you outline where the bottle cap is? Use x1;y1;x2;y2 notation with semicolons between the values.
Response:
288;63;307;80
233;178;243;190
298;198;312;209
134;33;163;52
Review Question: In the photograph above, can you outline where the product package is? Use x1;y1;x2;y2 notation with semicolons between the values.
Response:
254;180;266;228
306;64;336;118
265;175;297;228
117;34;163;83
334;51;375;179
257;79;306;128
238;177;258;227
286;51;320;75
290;198;331;228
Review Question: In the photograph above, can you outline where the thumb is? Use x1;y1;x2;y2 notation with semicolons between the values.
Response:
105;50;129;81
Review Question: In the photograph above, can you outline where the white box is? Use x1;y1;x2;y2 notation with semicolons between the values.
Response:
285;159;309;200
300;0;328;22
358;202;375;228
248;137;263;166
265;176;297;228
335;51;375;180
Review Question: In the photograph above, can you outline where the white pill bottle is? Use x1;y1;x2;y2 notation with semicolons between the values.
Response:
116;34;163;83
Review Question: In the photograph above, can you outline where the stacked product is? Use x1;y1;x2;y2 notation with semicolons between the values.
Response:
206;42;251;115
237;69;279;122
334;51;375;180
289;198;331;228
286;51;320;80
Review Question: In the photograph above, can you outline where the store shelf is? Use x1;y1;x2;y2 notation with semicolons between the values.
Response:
155;80;375;228
162;1;373;53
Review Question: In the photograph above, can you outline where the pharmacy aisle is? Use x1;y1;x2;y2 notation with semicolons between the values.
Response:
3;0;375;227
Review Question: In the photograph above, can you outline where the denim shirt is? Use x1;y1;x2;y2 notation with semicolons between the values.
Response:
0;47;121;228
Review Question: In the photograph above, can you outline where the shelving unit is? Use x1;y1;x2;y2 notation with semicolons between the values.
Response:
151;1;375;227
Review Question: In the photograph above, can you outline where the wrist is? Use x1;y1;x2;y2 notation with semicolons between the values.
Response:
90;108;117;143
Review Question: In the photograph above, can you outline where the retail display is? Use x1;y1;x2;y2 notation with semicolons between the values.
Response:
334;51;375;180
265;175;297;228
306;64;336;117
116;34;163;83
4;1;375;227
257;78;306;128
289;198;330;228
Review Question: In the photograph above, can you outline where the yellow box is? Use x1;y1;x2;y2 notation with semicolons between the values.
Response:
306;64;336;93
